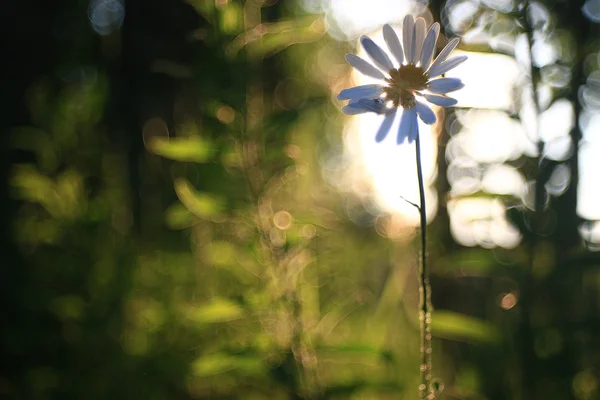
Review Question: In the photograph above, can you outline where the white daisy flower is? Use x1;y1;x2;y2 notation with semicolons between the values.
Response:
338;15;467;144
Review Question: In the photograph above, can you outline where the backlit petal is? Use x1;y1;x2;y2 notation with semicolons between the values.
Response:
358;98;388;114
420;23;439;70
428;77;464;94
342;103;369;115
427;37;459;74
383;24;404;65
408;115;418;143
427;55;468;78
398;107;417;144
402;15;414;64
337;84;384;100
345;54;386;80
412;17;426;65
423;93;458;107
375;109;397;142
415;101;436;125
361;36;394;72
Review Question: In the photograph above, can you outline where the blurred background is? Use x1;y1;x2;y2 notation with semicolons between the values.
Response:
2;0;600;398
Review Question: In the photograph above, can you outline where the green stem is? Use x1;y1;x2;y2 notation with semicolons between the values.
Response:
415;131;432;398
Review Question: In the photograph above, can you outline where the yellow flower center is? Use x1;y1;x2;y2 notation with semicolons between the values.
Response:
383;64;428;108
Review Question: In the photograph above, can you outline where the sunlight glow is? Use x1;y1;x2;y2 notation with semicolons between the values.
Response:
454;109;525;163
448;198;521;248
340;26;439;226
348;110;439;225
446;51;520;111
579;76;600;223
442;50;530;247
323;0;416;39
330;1;599;246
578;143;600;221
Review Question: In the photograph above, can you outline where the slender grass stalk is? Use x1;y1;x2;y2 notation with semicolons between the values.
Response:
414;131;432;398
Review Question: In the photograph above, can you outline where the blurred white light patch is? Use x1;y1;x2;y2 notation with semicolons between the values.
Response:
515;34;560;69
448;198;521;248
446;51;520;111
481;164;526;198
579;85;600;111
447;0;479;34
461;26;492;46
541;64;572;88
89;0;125;36
490;32;516;55
539;99;574;142
583;0;600;23
528;2;552;31
520;84;553;146
450;177;481;197
321;0;416;39
578;142;600;221
447;157;480;184
544;136;573;161
579;221;600;251
447;157;482;197
581;111;600;144
452;109;525;164
579;79;600;222
481;0;515;12
545;164;570;197
521;180;551;211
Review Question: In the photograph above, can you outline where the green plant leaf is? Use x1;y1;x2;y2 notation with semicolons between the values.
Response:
432;311;500;344
227;16;325;58
147;136;215;163
186;298;244;324
191;353;263;377
164;202;198;229
174;178;223;219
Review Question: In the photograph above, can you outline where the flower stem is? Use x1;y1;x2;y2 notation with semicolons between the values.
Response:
414;131;432;398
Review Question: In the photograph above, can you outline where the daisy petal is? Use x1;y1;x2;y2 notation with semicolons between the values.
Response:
427;55;467;78
342;102;369;115
345;54;386;80
402;15;414;64
358;98;387;114
342;98;385;115
361;36;394;72
375;109;397;142
428;77;464;94
427;37;459;75
412;17;426;65
383;24;404;65
398;107;417;144
415;102;436;125
408;114;419;143
424;93;458;107
337;84;384;100
420;23;439;71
